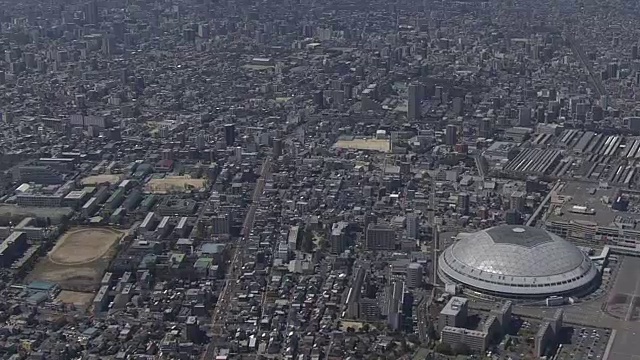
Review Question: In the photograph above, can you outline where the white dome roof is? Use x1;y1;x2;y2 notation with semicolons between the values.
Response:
438;225;598;297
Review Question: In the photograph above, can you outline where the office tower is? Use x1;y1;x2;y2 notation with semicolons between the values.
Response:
406;213;419;239
592;105;603;121
445;124;458;146
607;63;618;79
273;138;283;157
330;221;349;254
518;106;531;127
457;192;470;215
478;118;493;139
23;53;35;69
365;224;396;250
183;28;196;42
224;124;235;147
313;90;324;109
435;86;443;103
407;83;420;120
84;0;99;24
112;21;125;41
212;214;232;235
135;76;145;93
75;94;86;108
438;296;468;331
405;263;423;288
358;298;380;320
384;280;405;331
452;96;463;115
1;111;12;124
102;35;115;55
198;24;210;38
510;191;525;211
196;132;206;150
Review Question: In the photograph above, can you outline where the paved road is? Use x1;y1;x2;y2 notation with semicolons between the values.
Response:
203;159;271;360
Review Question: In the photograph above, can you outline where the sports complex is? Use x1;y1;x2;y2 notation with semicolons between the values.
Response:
438;225;599;299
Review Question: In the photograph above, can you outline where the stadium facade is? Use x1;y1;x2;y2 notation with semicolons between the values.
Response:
438;225;598;299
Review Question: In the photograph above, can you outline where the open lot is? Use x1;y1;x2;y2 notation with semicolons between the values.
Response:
144;176;207;194
605;257;640;321
603;256;640;360
81;174;122;185
56;290;95;307
333;138;391;153
27;228;122;292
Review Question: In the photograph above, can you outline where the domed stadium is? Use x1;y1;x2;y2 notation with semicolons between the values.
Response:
438;225;598;299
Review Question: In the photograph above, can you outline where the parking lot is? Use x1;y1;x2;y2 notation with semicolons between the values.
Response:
599;256;640;360
556;327;610;360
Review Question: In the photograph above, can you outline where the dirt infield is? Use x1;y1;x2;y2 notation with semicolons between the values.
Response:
26;228;122;292
144;176;206;194
49;228;120;265
56;290;95;307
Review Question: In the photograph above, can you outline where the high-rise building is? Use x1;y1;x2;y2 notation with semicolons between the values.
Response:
510;191;525;211
198;24;210;38
406;213;419;239
358;298;380;321
491;300;512;334
224;124;235;147
407;84;421;120
478;118;493;139
330;221;349;254
438;296;468;331
405;263;423;288
313;90;324;108
365;224;396;250
102;35;115;56
457;192;470;215
273;138;283;157
549;308;563;336
384;280;405;331
518;106;531;127
211;214;232;235
445;124;458;146
535;322;553;357
452;97;463;115
84;0;99;24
